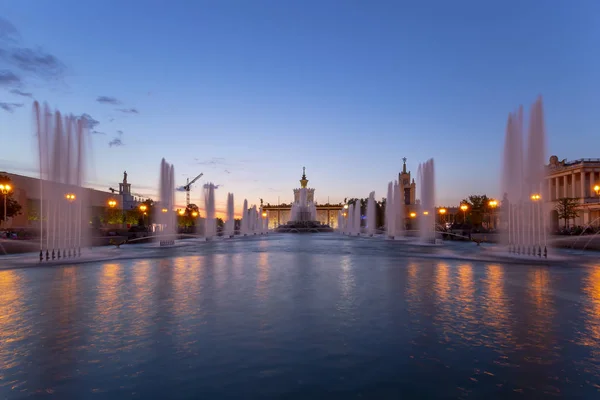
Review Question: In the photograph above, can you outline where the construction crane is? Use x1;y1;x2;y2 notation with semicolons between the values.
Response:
178;173;204;206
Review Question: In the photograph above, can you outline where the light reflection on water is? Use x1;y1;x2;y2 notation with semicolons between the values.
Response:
482;264;514;349
0;235;599;398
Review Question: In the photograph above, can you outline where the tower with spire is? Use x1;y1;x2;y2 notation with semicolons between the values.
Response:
294;166;315;203
399;157;416;206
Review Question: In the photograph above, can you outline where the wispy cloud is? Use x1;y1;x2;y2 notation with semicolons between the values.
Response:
109;138;123;147
9;88;31;97
6;47;66;80
108;130;124;147
0;101;23;112
116;108;139;114
91;130;105;135
224;169;231;174
96;96;121;105
196;157;226;166
0;17;19;43
0;18;66;85
0;70;21;86
79;113;100;130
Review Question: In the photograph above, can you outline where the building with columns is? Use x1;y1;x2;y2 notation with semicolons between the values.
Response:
262;168;344;229
545;155;600;228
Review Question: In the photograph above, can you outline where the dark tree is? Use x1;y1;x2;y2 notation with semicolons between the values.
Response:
555;197;579;228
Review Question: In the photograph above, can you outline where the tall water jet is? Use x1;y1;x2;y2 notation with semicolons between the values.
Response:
203;183;216;239
353;201;361;235
157;158;176;245
347;204;354;235
34;101;90;261
366;191;376;236
418;159;436;243
224;193;235;238
241;199;249;235
502;96;547;257
394;180;405;236
250;205;258;234
258;206;266;234
386;182;395;238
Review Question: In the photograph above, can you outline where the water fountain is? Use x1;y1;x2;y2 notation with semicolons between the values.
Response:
394;180;405;236
276;168;332;233
258;205;267;234
240;199;249;236
203;183;216;240
386;182;395;238
157;158;176;246
337;210;344;233
249;205;258;234
353;201;361;235
34;101;90;262
366;191;376;236
345;204;354;235
224;193;235;238
501;96;547;257
418;158;436;243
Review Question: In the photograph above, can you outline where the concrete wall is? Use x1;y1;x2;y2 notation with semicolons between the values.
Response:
3;172;123;229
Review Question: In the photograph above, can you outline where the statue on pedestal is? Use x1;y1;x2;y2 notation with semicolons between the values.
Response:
123;171;128;184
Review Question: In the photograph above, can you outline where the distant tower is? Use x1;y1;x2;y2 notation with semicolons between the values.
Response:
399;158;416;205
294;166;315;203
119;170;131;196
300;166;309;188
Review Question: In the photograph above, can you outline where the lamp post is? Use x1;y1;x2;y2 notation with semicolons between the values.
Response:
438;208;446;225
139;204;147;229
460;204;468;224
488;200;497;230
595;185;600;202
0;183;12;228
65;193;76;257
530;194;542;257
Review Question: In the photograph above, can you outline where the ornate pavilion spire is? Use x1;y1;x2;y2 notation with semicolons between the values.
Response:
300;166;309;188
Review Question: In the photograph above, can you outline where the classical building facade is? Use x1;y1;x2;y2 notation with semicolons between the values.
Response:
263;168;344;229
545;156;600;228
263;160;420;229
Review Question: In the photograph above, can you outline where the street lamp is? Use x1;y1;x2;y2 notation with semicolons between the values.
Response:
423;211;429;215
178;209;185;216
108;199;117;208
262;212;267;218
161;208;168;213
0;183;12;228
65;193;76;257
530;193;542;257
595;185;600;202
488;200;497;229
460;204;468;224
409;212;417;218
438;208;446;225
191;211;198;218
139;204;148;227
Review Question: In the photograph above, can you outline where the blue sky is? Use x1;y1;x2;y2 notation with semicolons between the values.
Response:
1;0;599;214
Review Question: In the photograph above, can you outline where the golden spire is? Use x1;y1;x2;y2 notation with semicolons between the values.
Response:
300;166;308;188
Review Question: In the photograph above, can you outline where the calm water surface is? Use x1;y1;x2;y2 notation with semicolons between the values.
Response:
1;234;600;399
